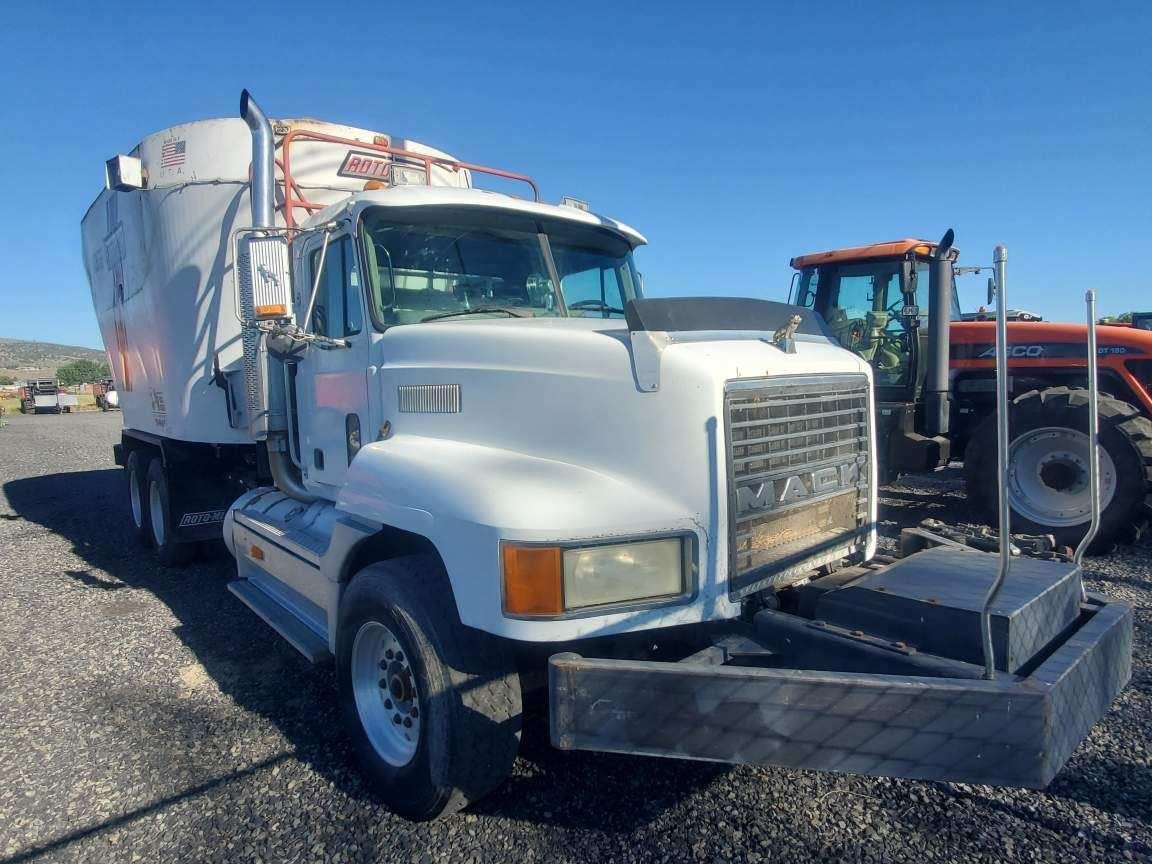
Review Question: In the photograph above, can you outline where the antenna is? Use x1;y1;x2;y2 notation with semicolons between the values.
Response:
979;244;1011;680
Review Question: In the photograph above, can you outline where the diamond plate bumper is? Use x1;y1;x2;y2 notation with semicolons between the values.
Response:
548;597;1131;787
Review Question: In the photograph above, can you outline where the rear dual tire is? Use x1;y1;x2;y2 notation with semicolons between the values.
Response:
125;451;194;566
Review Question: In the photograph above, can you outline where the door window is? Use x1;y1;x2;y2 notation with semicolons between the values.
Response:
309;237;363;339
821;263;913;388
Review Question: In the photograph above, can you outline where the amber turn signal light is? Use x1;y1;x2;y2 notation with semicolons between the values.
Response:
254;303;287;319
502;544;563;616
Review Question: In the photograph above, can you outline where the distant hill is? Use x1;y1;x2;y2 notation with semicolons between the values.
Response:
0;338;106;380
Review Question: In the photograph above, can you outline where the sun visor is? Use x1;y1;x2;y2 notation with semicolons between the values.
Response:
624;297;834;340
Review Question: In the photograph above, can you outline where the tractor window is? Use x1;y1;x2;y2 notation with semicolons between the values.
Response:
812;262;915;389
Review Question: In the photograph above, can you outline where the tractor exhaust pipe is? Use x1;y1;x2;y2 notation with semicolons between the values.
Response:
924;229;955;437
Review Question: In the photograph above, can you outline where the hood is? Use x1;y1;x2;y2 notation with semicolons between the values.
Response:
376;317;871;510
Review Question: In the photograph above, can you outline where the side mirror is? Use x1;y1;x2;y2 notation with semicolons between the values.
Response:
986;276;996;306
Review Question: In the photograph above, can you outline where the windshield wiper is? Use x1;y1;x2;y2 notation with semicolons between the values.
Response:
568;299;625;315
422;306;533;322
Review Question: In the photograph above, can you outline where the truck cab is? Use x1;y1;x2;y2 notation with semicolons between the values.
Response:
82;93;1131;821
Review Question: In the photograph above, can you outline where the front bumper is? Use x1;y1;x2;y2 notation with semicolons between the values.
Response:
549;596;1131;787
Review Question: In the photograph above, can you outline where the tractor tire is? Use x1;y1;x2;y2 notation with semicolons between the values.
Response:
964;386;1152;550
145;459;195;567
336;556;522;821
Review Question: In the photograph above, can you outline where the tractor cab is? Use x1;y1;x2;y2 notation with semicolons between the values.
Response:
791;239;959;398
790;238;960;476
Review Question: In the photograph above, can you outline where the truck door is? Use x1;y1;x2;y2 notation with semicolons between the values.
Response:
294;233;372;494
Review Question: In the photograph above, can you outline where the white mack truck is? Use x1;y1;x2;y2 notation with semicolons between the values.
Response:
82;91;1131;820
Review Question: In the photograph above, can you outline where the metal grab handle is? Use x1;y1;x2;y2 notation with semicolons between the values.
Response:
980;245;1011;680
1073;290;1102;597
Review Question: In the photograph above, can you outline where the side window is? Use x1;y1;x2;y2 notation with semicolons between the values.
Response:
794;270;817;308
309;237;363;338
561;266;625;314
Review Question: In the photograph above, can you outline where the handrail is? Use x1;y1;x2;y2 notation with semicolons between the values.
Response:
1073;289;1102;600
980;244;1011;680
278;128;541;227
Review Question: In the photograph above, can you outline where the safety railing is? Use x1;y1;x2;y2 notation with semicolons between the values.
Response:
980;246;1102;678
276;129;541;228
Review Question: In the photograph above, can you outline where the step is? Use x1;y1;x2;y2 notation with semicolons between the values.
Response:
813;545;1082;673
228;579;332;664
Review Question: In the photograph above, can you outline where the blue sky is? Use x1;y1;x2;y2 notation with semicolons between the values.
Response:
0;1;1147;348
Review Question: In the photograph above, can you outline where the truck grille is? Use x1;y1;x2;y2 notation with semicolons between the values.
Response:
725;374;871;598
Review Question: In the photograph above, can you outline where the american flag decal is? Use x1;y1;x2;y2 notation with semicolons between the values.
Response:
161;139;186;168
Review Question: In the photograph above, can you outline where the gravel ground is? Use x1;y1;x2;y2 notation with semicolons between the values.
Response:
0;411;1149;863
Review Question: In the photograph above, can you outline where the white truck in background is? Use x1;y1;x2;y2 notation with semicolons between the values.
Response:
82;91;1131;820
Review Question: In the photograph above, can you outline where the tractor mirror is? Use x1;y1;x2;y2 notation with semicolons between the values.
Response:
986;276;996;306
901;259;917;298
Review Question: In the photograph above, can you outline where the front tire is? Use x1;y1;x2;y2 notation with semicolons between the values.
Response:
965;387;1152;549
337;556;522;820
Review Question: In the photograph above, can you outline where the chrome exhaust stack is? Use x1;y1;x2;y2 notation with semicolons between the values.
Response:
241;89;276;229
236;90;318;502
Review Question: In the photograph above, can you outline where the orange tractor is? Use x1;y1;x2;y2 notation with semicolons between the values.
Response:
789;231;1152;548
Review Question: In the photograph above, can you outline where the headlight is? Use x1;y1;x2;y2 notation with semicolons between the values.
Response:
503;537;687;617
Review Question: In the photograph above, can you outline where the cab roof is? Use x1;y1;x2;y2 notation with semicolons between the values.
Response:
790;238;944;270
303;185;648;248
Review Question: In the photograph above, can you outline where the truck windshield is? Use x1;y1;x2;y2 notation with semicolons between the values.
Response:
360;207;640;327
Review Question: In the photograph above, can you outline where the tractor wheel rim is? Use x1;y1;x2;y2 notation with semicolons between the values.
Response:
1006;426;1117;527
129;470;143;529
149;481;166;547
351;620;421;767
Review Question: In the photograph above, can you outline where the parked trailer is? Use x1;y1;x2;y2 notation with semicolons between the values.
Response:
81;91;1130;820
19;379;76;414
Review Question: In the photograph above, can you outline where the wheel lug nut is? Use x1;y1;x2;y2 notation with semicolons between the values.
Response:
379;678;387;688
393;714;402;724
384;699;392;709
395;651;404;662
385;649;394;660
410;707;418;718
403;717;412;728
379;660;388;670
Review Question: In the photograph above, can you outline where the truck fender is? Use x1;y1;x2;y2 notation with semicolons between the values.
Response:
334;435;701;636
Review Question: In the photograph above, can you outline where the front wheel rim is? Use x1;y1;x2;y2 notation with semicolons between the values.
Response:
1006;426;1117;527
149;480;166;546
351;620;421;767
